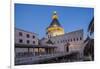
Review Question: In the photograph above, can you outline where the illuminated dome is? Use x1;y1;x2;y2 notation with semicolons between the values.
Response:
46;11;64;38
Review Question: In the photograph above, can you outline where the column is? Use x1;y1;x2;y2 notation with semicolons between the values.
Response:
33;48;35;56
28;48;30;53
38;48;39;55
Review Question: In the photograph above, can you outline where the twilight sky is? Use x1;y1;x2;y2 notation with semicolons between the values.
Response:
15;3;94;39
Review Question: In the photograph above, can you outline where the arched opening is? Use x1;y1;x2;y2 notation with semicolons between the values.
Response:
65;42;70;52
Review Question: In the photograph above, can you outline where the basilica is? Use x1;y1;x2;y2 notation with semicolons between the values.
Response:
15;11;84;65
40;11;84;53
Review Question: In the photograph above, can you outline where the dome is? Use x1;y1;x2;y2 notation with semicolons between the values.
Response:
47;11;62;29
46;11;64;38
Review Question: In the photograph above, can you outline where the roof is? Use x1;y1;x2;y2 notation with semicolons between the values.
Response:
46;39;54;44
47;19;62;29
15;28;38;35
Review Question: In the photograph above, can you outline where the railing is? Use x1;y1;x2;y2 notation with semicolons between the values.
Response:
15;51;80;65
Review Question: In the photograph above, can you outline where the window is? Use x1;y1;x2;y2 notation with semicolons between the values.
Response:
61;40;62;43
48;35;51;38
68;39;69;42
61;40;63;43
77;38;78;41
73;38;75;41
19;32;22;36
26;34;30;38
80;37;82;40
69;39;70;42
63;40;65;43
33;41;35;44
19;39;23;43
57;41;59;43
71;39;72;42
27;40;30;44
33;35;35;39
66;40;67;42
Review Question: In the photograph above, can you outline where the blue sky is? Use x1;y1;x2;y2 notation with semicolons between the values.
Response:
15;4;94;39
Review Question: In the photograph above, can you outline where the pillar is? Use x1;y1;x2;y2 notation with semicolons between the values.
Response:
28;48;30;53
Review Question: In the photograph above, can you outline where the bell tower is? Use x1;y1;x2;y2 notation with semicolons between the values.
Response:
46;11;64;38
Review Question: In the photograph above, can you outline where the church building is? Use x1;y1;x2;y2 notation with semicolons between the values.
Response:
40;11;84;53
15;11;84;58
15;11;85;65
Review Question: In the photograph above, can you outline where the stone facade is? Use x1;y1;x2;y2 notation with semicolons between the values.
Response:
15;28;39;53
41;29;84;53
15;28;38;45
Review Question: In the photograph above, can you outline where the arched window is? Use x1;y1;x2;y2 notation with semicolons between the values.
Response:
27;40;30;44
73;38;75;41
26;34;30;38
66;40;67;42
19;39;23;43
57;41;59;43
33;35;35;39
33;41;35;44
71;39;72;42
80;37;82;40
19;32;23;36
68;39;69;42
77;38;78;41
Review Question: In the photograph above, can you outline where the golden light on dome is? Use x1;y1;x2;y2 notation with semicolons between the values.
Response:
48;27;64;32
46;11;65;37
47;27;64;37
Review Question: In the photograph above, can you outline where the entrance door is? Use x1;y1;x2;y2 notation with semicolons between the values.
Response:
66;46;69;52
65;43;70;52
